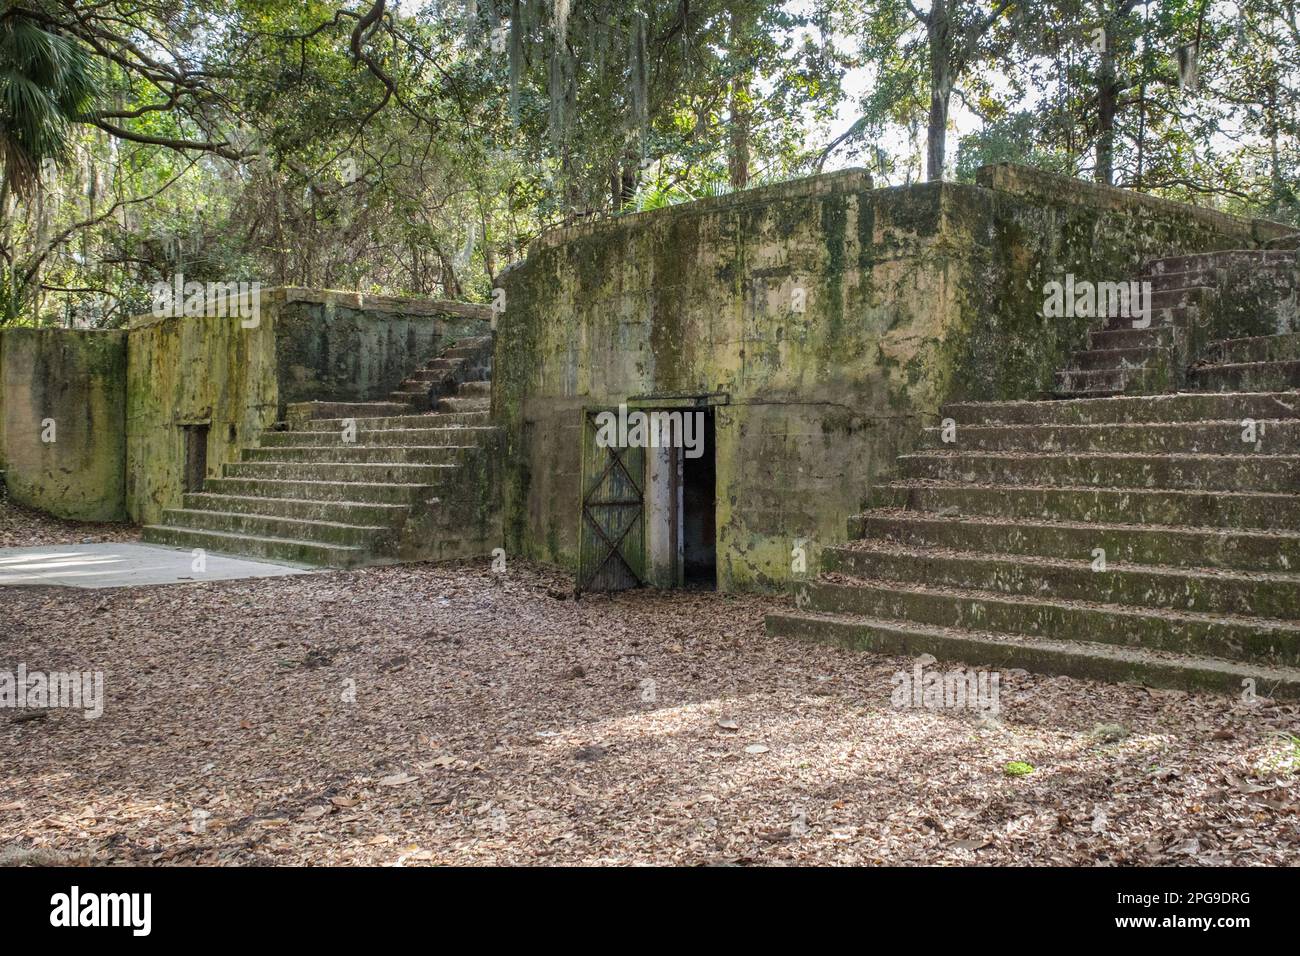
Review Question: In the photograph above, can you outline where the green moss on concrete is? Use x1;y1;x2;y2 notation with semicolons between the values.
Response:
125;289;489;526
0;328;127;521
496;165;1287;592
274;293;490;412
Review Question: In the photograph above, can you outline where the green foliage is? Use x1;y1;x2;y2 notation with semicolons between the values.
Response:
0;5;99;196
955;112;1077;182
0;260;22;324
1;0;1297;330
1004;761;1035;777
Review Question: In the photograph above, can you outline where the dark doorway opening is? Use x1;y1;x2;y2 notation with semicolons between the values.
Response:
182;424;210;493
681;410;716;589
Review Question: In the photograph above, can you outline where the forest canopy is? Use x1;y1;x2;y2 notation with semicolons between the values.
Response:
1;0;1297;327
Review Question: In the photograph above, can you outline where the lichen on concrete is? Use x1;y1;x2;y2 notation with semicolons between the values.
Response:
496;164;1292;592
0;328;127;521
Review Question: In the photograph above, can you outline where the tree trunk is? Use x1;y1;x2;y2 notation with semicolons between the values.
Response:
620;160;639;208
926;79;952;182
1096;46;1116;185
925;4;953;183
1268;77;1285;214
727;5;752;189
728;97;751;189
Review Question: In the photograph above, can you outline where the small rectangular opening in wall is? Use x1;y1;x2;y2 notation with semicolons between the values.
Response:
182;424;210;493
681;410;716;589
642;404;717;591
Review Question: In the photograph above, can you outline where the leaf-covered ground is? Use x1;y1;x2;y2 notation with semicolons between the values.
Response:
1;505;1297;866
0;489;138;550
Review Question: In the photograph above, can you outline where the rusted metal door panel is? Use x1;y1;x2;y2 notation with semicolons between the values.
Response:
576;408;646;594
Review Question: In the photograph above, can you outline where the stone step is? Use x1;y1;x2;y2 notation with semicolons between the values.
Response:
942;391;1300;426
141;525;365;568
1190;360;1300;392
388;390;432;411
242;444;476;465
404;369;454;384
203;477;432;504
284;401;413;428
919;420;1300;455
823;542;1300;619
850;509;1300;573
1144;250;1295;274
457;380;492;396
1052;387;1131;400
898;451;1300;493
801;579;1300;666
444;346;485;359
1054;365;1166;395
1143;269;1217;292
389;387;432;405
436;396;490;413
1068;346;1164;371
1149;285;1214;310
259;426;497;448
1204;333;1300;365
870;481;1300;531
765;611;1300;699
160;508;388;548
1087;326;1177;350
297;411;489;432
141;330;497;572
224;460;458;484
1101;302;1203;332
183;492;410;526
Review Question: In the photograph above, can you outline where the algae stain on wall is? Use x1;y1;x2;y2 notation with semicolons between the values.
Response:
497;166;1290;592
0;328;128;521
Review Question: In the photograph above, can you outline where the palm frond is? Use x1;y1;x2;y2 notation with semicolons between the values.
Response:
0;10;99;198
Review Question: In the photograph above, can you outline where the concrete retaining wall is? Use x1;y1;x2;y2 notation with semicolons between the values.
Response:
0;328;128;521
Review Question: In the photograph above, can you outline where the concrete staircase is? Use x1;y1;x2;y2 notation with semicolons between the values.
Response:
142;336;498;568
386;335;494;411
1055;249;1299;398
1191;333;1300;392
770;251;1300;697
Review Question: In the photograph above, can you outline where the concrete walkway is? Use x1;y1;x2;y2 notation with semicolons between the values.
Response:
0;542;311;589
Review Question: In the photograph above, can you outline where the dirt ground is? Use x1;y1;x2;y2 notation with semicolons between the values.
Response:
1;503;1297;866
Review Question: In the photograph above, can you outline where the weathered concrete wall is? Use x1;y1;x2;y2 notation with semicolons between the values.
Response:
0;329;127;521
273;290;490;407
126;288;491;525
1207;254;1300;340
497;164;1292;591
126;298;279;526
951;165;1297;399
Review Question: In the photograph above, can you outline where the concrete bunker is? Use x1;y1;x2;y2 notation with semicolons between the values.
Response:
495;164;1297;593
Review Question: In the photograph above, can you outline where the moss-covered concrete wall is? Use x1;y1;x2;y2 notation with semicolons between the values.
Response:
496;164;1292;591
0;328;127;521
273;290;490;407
951;164;1296;399
126;288;490;525
126;297;280;525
